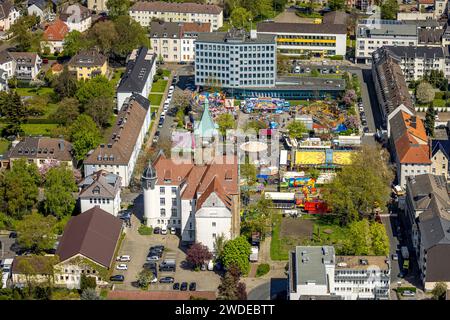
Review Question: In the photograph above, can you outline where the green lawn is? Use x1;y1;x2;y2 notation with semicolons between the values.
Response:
15;87;55;97
287;100;312;106
0;139;10;155
22;123;58;136
162;69;171;77
148;94;163;106
111;68;125;86
270;214;289;261
151;79;168;93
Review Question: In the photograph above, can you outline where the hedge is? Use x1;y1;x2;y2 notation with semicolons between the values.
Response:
256;263;270;277
138;224;153;235
329;55;344;60
396;287;416;293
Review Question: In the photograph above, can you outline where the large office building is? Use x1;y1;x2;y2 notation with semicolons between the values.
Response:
194;29;277;89
256;20;347;57
288;246;390;300
356;20;418;64
129;1;223;30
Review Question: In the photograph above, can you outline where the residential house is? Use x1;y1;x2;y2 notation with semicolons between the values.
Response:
87;0;108;12
388;109;431;187
256;20;347;57
68;50;108;80
405;174;450;291
116;47;156;111
0;69;8;91
129;1;223;30
150;21;211;63
54;206;123;289
3;137;74;169
42;19;69;54
0;1;20;34
8;52;42;80
27;0;54;22
141;152;240;252
59;3;92;33
430;139;450;179
0;50;14;79
84;93;152;187
78;170;122;217
288;246;390;300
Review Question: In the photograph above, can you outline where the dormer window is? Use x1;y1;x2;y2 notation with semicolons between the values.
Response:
93;186;100;194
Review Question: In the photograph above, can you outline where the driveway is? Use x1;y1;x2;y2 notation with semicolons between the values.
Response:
112;214;221;292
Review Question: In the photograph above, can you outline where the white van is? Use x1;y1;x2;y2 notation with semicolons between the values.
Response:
294;66;301;73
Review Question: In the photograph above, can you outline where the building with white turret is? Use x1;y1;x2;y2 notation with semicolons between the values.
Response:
141;151;240;252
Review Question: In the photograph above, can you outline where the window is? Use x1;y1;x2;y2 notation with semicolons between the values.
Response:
212;233;216;238
160;198;165;205
160;187;165;194
212;222;216;227
171;187;177;194
161;209;166;217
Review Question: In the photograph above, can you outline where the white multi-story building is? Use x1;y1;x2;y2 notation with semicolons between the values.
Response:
194;29;277;89
0;1;20;34
59;3;92;33
256;21;347;57
375;46;447;82
356;20;418;64
0;50;15;79
288;246;390;300
78;170;122;217
141;152;240;252
84;94;152;187
150;21;211;63
129;1;223;30
116;47;156;111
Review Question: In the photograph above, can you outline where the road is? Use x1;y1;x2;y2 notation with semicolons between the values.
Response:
381;215;401;299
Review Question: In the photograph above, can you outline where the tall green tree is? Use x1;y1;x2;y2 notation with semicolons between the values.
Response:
76;75;115;107
216;113;235;137
0;90;28;136
328;0;346;10
87;20;119;56
112;15;148;58
51;98;80;126
432;282;447;300
52;67;78;99
424;103;436;137
43;165;77;219
16;213;57;253
287;120;307;139
106;0;131;20
230;7;252;29
63;31;90;57
0;159;40;219
240;162;257;186
69;114;102;161
416;81;435;104
347;219;372;255
84;96;114;128
370;222;390;255
381;0;399;20
322;146;393;225
221;236;252;275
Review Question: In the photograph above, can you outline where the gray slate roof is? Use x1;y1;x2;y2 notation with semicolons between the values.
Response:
79;170;121;199
383;45;444;60
117;47;156;93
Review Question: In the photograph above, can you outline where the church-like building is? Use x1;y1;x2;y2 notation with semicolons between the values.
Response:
141;104;239;252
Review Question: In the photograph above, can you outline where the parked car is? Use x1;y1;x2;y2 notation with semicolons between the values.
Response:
189;282;197;291
359;106;364;112
158;118;164;128
160;277;175;284
161;226;168;235
150;274;158;283
147;255;160;262
153;131;160;144
116;264;128;270
173;282;180;290
149;250;162;258
9;232;17;238
169;85;175;91
362;120;367;126
170;227;176;235
154;227;161;234
180;282;188;291
363;127;369;133
110;275;125;282
401;290;415;297
392;253;399;261
151;245;164;252
116;255;131;262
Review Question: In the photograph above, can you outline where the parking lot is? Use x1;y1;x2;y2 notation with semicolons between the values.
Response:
112;215;221;292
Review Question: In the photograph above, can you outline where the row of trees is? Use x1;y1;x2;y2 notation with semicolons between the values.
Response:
0;159;77;253
225;0;287;28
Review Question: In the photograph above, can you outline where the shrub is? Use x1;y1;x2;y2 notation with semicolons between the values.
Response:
329;55;344;60
396;287;416;293
256;264;270;277
435;91;444;99
138;224;153;235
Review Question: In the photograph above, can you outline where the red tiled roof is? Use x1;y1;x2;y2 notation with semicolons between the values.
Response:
419;0;434;4
107;290;216;300
196;176;232;210
130;1;222;15
43;19;69;41
181;22;211;33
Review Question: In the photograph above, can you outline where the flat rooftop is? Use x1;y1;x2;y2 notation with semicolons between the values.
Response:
295;246;335;286
335;255;390;270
